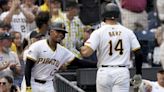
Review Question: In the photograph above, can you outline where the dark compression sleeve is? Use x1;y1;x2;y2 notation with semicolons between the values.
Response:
134;49;143;75
68;57;97;68
25;58;35;87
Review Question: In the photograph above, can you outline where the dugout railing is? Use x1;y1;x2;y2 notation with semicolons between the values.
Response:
76;67;161;92
54;67;161;92
55;73;85;92
76;67;161;87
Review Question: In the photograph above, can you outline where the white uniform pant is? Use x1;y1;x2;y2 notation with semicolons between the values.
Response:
21;77;55;92
31;79;55;92
96;67;130;92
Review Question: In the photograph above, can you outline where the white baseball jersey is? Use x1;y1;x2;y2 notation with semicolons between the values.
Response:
26;39;75;81
0;11;32;40
85;23;140;67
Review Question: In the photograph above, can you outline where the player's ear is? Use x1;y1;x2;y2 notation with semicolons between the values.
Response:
48;27;52;35
48;28;52;35
48;31;50;35
48;24;51;35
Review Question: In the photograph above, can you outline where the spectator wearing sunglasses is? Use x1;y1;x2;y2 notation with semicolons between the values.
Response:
0;75;20;92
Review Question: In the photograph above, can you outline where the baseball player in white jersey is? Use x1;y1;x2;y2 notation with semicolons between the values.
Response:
25;22;96;92
80;3;143;92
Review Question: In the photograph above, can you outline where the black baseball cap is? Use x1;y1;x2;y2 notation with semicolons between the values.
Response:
0;20;11;29
0;32;14;40
49;22;68;33
30;31;44;39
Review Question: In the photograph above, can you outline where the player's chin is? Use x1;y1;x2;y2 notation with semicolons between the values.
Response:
56;38;63;43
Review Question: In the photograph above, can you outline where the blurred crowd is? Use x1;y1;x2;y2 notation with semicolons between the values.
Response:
0;0;164;91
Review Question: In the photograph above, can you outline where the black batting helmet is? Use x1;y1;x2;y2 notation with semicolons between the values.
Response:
102;3;120;20
49;22;68;33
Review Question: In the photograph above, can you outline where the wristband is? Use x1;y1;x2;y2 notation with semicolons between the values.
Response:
26;86;31;89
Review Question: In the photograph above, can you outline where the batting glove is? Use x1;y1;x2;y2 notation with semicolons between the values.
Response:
26;87;32;92
131;74;142;88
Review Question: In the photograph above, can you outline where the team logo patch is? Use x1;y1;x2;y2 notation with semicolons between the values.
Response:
28;50;32;54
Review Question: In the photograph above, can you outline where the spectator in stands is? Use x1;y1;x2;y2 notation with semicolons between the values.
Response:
0;32;21;80
116;0;148;31
62;1;84;58
50;0;64;23
156;0;164;25
23;11;50;49
82;25;97;63
0;0;35;40
153;26;164;66
0;75;20;92
20;0;39;31
0;20;11;34
11;32;23;61
159;25;164;69
11;31;24;87
155;0;164;68
0;20;18;54
0;0;10;14
32;11;49;38
139;69;164;92
39;0;50;12
21;0;39;15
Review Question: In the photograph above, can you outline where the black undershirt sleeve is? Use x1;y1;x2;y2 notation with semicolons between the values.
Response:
68;57;97;68
133;49;143;75
25;58;35;87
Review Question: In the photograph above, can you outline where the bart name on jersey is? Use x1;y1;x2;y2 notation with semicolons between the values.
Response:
36;58;60;67
109;31;121;37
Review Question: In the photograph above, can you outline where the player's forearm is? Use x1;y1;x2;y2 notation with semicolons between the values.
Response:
25;58;35;87
134;49;143;74
68;57;97;68
80;46;94;57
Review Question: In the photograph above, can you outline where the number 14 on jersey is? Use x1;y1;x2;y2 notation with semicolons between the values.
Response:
109;39;123;55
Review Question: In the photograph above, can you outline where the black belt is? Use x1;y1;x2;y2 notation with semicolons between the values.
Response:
34;79;46;84
101;65;126;67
